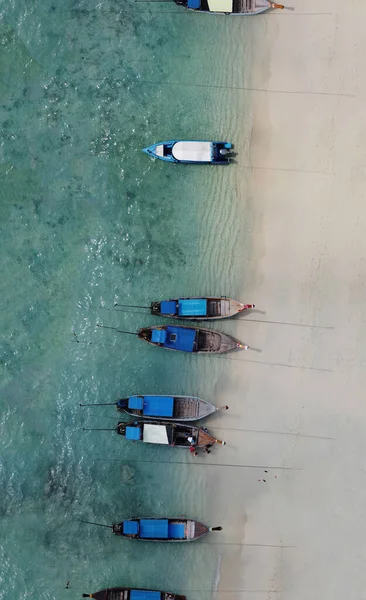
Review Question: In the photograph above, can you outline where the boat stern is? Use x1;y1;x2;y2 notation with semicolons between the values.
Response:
212;142;234;163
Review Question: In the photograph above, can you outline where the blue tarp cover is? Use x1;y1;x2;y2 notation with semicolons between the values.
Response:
151;329;167;344
164;326;196;352
123;520;139;535
160;300;177;315
125;426;142;440
143;396;174;417
168;523;186;538
187;0;201;7
130;592;161;600
128;396;144;410
178;299;207;316
139;519;169;539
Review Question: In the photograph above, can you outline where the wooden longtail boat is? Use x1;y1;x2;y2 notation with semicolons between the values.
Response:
115;297;254;320
115;420;226;447
115;395;227;421
82;517;222;541
174;0;285;15
80;395;227;422
150;297;254;320
138;325;248;354
83;589;186;600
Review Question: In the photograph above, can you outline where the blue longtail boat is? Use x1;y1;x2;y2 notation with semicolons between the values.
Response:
116;394;228;421
138;324;248;354
143;140;234;164
80;395;228;422
151;297;254;320
82;517;222;542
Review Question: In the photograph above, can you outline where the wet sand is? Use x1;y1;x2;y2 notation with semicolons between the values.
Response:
207;1;366;598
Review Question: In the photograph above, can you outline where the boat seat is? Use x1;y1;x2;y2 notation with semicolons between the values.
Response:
234;0;252;10
186;520;195;539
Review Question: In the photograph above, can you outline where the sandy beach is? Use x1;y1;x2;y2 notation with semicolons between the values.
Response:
207;1;366;598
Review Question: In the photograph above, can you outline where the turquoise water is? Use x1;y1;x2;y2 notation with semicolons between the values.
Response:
0;1;252;598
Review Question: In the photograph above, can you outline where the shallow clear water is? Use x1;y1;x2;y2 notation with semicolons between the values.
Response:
0;1;252;599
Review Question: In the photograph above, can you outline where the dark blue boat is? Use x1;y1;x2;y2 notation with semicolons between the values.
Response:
113;518;220;541
83;588;186;600
142;140;233;164
138;324;248;354
116;394;223;421
151;297;254;320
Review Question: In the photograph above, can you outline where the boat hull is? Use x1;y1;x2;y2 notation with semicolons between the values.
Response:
151;297;253;320
142;140;233;164
118;518;210;541
83;588;186;600
118;395;219;421
138;325;247;354
176;0;282;15
117;420;225;448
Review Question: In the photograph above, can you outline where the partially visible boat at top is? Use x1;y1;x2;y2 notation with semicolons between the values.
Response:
82;588;186;600
173;0;285;15
142;140;234;164
116;395;227;421
138;324;248;354
150;297;254;320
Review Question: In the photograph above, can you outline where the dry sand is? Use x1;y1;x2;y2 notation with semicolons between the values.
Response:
206;1;366;598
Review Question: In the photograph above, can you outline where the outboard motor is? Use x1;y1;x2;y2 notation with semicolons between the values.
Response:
219;148;232;156
117;398;128;411
112;523;123;535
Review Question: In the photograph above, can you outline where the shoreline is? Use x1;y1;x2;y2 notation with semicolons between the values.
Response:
210;0;366;598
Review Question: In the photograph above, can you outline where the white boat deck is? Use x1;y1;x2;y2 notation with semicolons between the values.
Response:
172;141;212;162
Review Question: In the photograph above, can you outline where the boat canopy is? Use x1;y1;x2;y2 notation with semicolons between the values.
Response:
143;424;169;444
207;0;233;11
160;300;178;315
166;326;196;351
168;523;185;538
145;396;174;417
130;592;161;600
140;519;169;538
151;329;167;344
128;396;144;409
187;0;201;7
124;519;186;539
151;326;197;352
178;299;207;317
172;141;212;162
125;426;142;440
123;520;139;535
127;396;174;417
